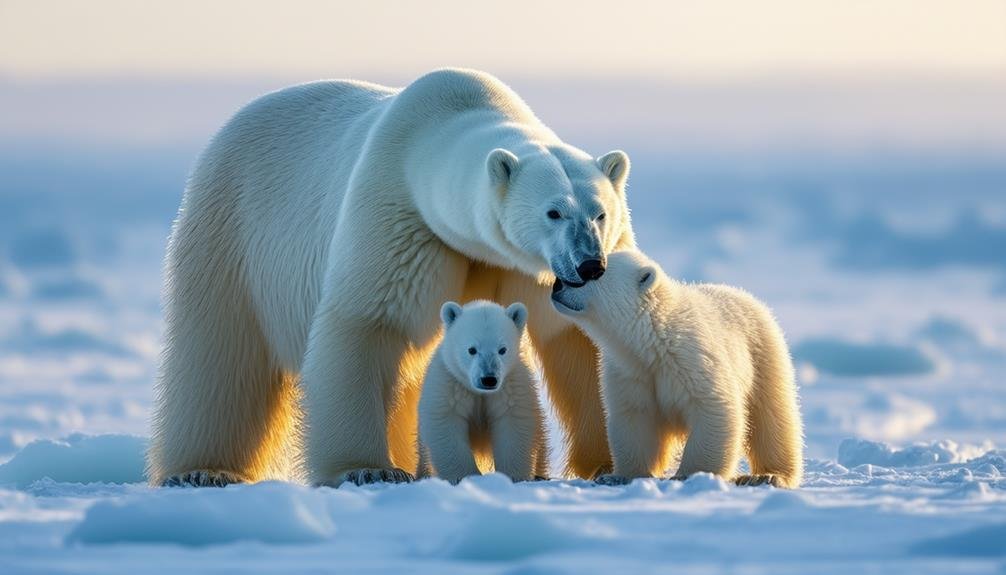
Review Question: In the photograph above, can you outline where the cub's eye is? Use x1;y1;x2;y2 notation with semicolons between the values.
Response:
467;347;477;355
498;347;507;355
547;210;561;220
596;212;606;221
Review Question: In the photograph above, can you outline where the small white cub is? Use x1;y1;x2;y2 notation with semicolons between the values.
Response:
418;300;547;483
551;250;804;488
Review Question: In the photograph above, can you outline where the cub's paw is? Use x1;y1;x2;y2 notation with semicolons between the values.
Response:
734;474;782;487
161;469;249;488
331;467;415;487
594;473;632;486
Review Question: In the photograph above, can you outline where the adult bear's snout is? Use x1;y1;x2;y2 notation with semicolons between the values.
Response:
576;259;606;281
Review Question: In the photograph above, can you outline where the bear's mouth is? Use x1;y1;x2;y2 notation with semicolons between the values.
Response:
550;287;585;314
552;277;585;292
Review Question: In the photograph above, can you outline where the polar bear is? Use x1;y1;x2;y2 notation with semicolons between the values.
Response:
550;250;804;488
416;300;546;483
148;68;633;487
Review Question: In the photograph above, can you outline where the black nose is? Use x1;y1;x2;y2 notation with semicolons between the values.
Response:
576;259;605;281
479;376;498;389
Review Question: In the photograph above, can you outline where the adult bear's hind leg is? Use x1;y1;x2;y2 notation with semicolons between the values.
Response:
148;266;297;487
538;328;612;479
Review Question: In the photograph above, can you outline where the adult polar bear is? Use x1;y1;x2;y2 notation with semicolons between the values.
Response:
148;69;635;487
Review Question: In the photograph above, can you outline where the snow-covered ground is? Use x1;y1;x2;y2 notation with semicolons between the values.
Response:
1;82;1005;572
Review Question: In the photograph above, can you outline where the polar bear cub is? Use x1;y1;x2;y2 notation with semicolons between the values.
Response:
417;300;547;483
550;251;804;488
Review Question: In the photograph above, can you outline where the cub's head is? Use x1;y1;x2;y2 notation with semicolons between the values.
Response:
439;300;528;394
549;250;662;332
487;146;632;287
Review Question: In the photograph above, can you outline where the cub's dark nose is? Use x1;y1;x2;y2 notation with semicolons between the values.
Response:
576;259;606;281
480;376;498;390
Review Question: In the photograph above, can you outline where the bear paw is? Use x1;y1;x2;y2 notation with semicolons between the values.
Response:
161;469;249;488
590;464;613;480
734;474;782;487
330;467;415;487
594;473;632;486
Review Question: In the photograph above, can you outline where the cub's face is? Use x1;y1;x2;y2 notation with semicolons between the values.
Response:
488;147;632;287
550;250;660;330
440;301;528;394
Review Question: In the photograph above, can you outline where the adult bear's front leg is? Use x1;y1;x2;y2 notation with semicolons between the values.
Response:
300;220;467;487
302;319;414;486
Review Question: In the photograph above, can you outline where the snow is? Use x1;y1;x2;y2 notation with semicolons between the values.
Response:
2;77;1006;573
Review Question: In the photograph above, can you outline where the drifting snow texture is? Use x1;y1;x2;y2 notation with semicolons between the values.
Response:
792;338;936;377
0;434;145;488
68;482;335;546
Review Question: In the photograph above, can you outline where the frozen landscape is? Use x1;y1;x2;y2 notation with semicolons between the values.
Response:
1;77;1005;573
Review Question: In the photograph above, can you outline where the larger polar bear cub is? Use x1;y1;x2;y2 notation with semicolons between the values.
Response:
417;300;546;483
551;251;804;488
148;69;634;487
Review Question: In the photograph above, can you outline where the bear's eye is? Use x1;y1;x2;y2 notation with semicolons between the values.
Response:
498;347;507;355
467;347;477;355
547;210;561;220
596;212;606;222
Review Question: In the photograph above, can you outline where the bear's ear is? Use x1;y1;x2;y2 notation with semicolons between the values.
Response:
596;150;630;191
505;302;528;331
440;301;463;328
486;148;519;189
638;266;657;291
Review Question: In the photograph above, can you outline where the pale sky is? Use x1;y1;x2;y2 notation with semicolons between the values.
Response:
2;0;1005;79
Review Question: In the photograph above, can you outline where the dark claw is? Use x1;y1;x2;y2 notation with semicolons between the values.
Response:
595;474;631;486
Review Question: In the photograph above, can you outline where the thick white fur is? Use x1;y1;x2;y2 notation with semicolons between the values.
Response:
552;251;804;488
417;300;546;483
147;69;633;486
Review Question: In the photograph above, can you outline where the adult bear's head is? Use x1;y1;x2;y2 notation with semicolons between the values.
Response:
487;145;632;287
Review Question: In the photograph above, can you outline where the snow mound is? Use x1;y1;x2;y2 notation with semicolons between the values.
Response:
757;490;813;513
0;433;146;488
67;481;335;546
838;438;981;468
680;472;730;494
792;338;936;377
439;506;607;561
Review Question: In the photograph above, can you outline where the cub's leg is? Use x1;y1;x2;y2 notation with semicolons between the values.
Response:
595;362;663;485
675;402;744;481
741;327;804;488
490;415;538;481
425;414;480;484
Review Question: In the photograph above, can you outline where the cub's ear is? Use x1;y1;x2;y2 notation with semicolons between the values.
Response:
505;302;528;331
440;301;463;327
638;266;657;291
487;148;519;188
596;150;630;190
